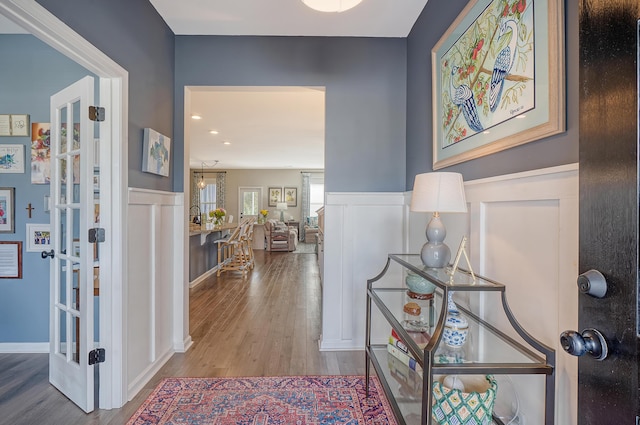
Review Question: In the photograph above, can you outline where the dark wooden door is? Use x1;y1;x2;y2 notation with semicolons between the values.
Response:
578;1;639;423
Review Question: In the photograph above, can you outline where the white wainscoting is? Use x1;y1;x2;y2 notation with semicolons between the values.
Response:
410;164;578;425
323;166;578;423
126;188;189;400
320;192;406;351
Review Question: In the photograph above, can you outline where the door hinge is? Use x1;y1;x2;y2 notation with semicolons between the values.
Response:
89;106;105;122
88;348;105;365
88;228;105;243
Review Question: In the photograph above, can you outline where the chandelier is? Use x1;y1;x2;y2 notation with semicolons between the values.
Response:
301;0;363;13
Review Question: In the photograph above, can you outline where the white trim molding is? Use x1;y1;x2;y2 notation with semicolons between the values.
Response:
320;192;406;351
127;188;189;400
0;0;129;410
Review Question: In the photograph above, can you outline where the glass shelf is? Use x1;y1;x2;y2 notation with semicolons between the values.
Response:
365;254;555;425
390;254;504;291
370;288;551;373
370;345;510;425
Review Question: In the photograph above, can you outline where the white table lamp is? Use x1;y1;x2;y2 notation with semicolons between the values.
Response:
410;172;467;268
277;202;288;222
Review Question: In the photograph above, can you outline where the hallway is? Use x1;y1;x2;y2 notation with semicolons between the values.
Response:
0;247;363;424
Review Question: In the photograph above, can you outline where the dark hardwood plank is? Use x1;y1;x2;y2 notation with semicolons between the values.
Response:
0;247;363;424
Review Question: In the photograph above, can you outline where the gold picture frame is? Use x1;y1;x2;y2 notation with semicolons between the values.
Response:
432;0;565;169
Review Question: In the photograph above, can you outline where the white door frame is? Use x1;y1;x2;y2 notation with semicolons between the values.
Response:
0;0;129;409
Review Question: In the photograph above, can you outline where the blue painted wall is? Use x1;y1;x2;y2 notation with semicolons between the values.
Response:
36;0;176;192
406;0;579;187
0;35;91;342
174;36;407;193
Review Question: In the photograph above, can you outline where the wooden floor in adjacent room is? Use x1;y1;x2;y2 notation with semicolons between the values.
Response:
0;245;364;425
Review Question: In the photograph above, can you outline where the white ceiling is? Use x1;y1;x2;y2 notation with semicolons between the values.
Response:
148;0;428;37
189;87;325;170
1;0;429;170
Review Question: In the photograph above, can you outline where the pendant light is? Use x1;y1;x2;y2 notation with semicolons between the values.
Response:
302;0;363;13
197;162;206;190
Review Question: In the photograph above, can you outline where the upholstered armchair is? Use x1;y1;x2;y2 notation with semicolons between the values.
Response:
303;216;320;243
264;219;298;251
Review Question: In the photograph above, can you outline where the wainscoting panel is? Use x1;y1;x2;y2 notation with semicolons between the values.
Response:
429;164;579;425
126;188;185;400
321;192;405;351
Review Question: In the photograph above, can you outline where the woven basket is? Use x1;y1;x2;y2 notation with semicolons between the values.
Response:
431;375;498;425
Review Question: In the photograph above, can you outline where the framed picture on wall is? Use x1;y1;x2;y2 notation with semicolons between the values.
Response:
0;241;22;278
0;144;25;173
284;187;297;207
268;187;282;207
141;127;171;177
0;187;15;233
26;223;51;252
431;0;565;169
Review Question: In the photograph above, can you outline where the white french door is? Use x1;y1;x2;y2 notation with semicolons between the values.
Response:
47;76;97;413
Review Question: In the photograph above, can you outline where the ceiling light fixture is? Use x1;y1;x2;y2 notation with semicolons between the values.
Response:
197;162;206;189
209;130;219;134
302;0;363;13
197;160;220;190
191;114;202;120
223;141;231;145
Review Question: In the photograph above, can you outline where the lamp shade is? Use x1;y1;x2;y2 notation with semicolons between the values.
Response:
302;0;363;12
276;202;288;211
410;172;467;213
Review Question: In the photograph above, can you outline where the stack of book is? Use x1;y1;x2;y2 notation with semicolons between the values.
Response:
386;329;430;378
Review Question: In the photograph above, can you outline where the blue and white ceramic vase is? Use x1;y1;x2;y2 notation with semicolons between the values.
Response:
443;292;469;348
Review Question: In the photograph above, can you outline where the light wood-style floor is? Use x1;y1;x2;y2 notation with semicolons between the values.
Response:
0;246;364;424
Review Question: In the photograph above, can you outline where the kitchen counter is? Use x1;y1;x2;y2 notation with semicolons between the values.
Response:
189;222;237;237
188;223;237;283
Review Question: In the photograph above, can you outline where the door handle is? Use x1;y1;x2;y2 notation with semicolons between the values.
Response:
559;328;608;360
41;249;55;259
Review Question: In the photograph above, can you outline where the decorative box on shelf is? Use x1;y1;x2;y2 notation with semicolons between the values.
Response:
365;254;556;425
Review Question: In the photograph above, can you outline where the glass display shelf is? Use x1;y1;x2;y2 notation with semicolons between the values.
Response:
390;254;505;291
365;254;555;425
370;288;552;374
369;345;508;425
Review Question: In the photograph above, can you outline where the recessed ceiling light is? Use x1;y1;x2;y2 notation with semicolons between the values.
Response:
223;141;231;145
209;130;219;134
191;114;202;120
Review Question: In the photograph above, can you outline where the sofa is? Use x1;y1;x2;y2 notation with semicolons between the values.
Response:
264;219;298;251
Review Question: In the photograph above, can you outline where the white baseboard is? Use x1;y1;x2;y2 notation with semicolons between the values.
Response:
174;336;193;353
127;348;174;401
319;339;364;352
0;343;49;353
188;267;219;289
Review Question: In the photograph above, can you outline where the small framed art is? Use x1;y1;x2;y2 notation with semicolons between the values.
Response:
26;223;51;252
0;187;15;233
142;128;171;177
268;187;282;207
0;241;22;278
284;187;297;207
0;114;29;137
0;144;25;173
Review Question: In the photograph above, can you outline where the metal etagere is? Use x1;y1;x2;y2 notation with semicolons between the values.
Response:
365;254;555;425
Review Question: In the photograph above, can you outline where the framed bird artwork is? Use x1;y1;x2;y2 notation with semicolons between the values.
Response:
431;0;565;169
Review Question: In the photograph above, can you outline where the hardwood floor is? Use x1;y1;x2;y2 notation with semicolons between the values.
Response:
0;247;364;424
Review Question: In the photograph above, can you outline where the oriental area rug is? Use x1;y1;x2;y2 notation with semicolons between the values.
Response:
127;375;398;425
